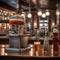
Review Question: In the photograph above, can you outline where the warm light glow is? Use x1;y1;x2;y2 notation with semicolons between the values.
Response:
0;24;2;30
37;9;50;18
5;12;8;16
3;11;6;14
56;9;60;16
42;13;46;18
34;22;37;28
37;10;42;16
32;0;36;4
52;22;55;28
1;48;5;55
46;11;50;16
27;13;32;18
34;23;37;26
7;24;11;29
4;24;6;29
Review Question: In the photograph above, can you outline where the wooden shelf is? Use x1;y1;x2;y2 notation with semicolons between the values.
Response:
0;20;9;23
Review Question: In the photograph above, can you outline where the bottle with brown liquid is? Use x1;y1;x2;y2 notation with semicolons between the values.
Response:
53;25;59;56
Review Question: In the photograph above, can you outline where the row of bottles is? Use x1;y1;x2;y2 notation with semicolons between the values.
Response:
0;9;25;35
0;23;10;34
0;9;15;34
0;9;13;20
35;25;59;56
43;25;59;56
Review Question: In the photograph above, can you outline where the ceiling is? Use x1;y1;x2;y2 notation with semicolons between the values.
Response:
0;0;60;11
19;0;60;11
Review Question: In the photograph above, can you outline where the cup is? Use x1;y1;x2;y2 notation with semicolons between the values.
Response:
34;41;41;56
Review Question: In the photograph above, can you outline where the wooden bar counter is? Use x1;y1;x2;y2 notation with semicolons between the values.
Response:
0;36;9;44
0;44;60;60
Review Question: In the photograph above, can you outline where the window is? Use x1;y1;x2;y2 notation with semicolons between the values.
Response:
39;17;49;29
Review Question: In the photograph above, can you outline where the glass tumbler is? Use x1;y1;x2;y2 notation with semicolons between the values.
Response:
34;41;41;56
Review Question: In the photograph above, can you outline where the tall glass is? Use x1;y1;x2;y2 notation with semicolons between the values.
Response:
34;41;41;56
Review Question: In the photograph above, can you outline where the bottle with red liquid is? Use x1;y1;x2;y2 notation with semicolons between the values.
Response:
53;25;59;56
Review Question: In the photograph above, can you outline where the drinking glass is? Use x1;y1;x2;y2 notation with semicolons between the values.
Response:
34;41;41;56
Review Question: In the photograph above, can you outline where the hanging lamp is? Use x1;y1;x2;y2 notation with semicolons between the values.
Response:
27;0;32;18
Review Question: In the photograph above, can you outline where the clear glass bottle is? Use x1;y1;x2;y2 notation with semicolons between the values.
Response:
43;28;49;56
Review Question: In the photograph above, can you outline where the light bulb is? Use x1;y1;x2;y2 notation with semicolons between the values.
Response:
42;13;46;18
37;10;42;16
34;22;37;28
27;13;32;18
52;22;55;28
56;9;60;16
46;11;50;16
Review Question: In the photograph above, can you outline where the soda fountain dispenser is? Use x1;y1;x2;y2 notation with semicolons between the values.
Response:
5;14;29;53
5;0;30;53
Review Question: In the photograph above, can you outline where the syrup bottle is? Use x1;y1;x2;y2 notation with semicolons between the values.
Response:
53;25;59;56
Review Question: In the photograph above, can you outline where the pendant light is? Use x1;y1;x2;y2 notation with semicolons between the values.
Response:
37;10;42;16
56;4;60;16
27;0;32;18
42;13;46;18
45;10;50;16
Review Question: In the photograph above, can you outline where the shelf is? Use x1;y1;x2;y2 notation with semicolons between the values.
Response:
0;20;9;23
0;44;60;60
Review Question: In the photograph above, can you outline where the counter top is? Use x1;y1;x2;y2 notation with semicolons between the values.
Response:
0;44;60;59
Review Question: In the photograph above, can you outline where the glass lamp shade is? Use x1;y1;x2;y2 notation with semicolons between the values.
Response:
42;13;46;18
56;9;60;16
37;10;42;16
27;13;32;18
46;11;50;16
52;22;55;28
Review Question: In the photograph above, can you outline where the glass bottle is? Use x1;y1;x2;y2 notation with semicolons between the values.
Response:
43;28;49;56
53;25;59;56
